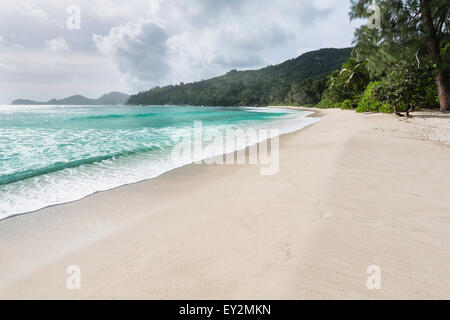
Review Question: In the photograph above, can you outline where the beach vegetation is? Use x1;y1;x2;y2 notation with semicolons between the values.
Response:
317;0;447;115
127;1;449;115
372;60;438;116
350;0;450;112
316;57;370;109
315;97;341;109
340;99;357;110
356;81;383;112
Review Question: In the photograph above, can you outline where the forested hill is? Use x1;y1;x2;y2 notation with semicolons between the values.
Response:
127;47;353;106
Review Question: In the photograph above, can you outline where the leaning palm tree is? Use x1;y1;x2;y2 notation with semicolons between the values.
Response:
339;58;370;92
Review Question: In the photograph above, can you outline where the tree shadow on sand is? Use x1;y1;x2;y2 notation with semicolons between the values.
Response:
410;113;450;119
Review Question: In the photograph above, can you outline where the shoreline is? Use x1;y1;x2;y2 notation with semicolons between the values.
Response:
1;108;450;299
0;107;317;222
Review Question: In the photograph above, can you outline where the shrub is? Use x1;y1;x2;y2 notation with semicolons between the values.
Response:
340;99;356;110
372;61;437;115
315;97;341;109
356;81;383;113
379;103;394;113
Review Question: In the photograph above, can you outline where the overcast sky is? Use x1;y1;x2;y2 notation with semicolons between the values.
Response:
0;0;362;104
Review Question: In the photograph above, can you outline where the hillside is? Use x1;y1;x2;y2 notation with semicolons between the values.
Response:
127;47;352;106
12;91;129;105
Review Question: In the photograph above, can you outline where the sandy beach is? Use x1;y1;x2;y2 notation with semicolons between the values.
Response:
1;107;449;299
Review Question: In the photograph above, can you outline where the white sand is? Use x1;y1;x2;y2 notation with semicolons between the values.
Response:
406;111;450;147
0;108;449;299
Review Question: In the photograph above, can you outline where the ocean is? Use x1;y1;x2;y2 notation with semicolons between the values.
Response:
0;105;318;219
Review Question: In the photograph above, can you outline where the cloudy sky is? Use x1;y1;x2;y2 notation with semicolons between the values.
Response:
0;0;362;104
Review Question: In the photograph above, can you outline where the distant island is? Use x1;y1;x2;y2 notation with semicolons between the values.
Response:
127;47;352;107
12;91;130;105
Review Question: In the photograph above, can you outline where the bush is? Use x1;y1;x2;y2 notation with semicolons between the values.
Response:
356;81;383;112
379;103;394;113
340;99;356;110
354;81;395;113
315;97;341;109
372;61;437;115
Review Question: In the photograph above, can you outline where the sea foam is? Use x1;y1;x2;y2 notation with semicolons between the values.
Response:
0;105;318;219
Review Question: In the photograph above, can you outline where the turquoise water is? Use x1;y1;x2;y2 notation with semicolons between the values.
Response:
0;105;318;219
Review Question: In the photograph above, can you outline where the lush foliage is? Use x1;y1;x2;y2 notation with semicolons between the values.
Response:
356;81;395;113
315;97;342;109
356;81;382;112
316;57;438;114
373;61;438;115
316;57;371;109
350;0;449;111
315;0;447;113
321;58;370;104
127;48;352;106
442;42;450;82
127;1;448;114
340;99;356;110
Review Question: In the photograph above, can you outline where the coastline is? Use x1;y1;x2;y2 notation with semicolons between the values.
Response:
1;108;450;299
0;106;316;221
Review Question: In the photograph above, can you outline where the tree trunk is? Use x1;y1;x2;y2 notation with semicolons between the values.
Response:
435;69;450;112
420;0;450;112
406;103;414;117
393;104;403;117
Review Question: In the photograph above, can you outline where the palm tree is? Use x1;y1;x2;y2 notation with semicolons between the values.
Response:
339;58;370;91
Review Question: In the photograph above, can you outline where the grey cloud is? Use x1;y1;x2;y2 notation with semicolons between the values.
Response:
211;53;264;69
0;0;357;104
297;2;334;26
1;53;111;83
0;1;136;53
221;25;294;52
206;24;293;69
93;20;170;82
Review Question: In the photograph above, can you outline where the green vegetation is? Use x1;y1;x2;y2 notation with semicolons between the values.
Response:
356;81;394;113
373;61;437;116
356;81;383;112
315;0;448;115
128;1;448;116
350;0;449;112
316;56;439;115
315;97;342;109
127;48;352;106
316;58;370;109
